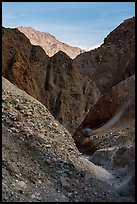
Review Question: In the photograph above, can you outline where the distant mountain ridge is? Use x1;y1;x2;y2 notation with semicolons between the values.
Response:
17;26;85;59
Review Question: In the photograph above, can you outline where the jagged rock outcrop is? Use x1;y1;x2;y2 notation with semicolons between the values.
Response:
17;26;84;59
73;17;135;94
73;74;135;153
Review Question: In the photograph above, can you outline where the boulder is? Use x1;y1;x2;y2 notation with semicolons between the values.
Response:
89;147;117;168
82;128;92;137
111;145;135;168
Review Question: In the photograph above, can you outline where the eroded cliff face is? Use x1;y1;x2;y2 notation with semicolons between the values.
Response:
2;27;49;100
42;51;101;132
2;27;100;133
17;26;84;59
72;17;135;153
73;17;135;95
2;17;135;134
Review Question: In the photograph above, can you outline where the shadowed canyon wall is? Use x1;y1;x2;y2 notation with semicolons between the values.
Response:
2;17;135;133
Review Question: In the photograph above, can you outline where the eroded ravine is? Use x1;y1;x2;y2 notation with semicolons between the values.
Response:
2;77;135;202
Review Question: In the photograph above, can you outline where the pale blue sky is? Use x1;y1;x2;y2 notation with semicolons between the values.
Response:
2;2;135;50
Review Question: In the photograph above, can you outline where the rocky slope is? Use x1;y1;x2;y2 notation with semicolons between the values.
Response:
2;77;134;202
17;26;84;59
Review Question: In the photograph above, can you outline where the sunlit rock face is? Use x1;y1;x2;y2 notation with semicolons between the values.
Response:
17;26;85;59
